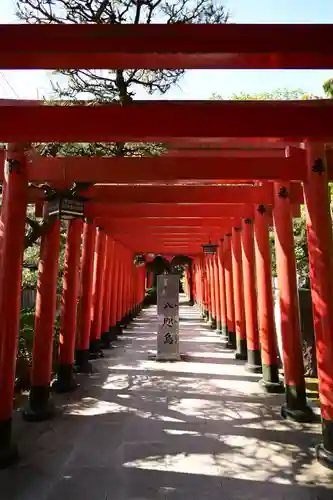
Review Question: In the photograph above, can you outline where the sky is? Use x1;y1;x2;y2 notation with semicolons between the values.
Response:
0;0;332;100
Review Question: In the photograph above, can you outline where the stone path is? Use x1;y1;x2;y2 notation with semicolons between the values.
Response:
1;297;333;499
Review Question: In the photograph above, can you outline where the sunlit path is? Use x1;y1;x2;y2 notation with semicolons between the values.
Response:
1;296;332;499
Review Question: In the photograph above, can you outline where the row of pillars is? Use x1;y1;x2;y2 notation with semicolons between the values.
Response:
185;144;333;468
0;144;147;467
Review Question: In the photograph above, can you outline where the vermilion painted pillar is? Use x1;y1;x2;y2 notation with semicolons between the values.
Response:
0;144;28;467
90;227;107;355
241;219;261;373
110;245;120;336
53;218;83;393
202;255;206;321
208;255;216;328
101;236;115;349
127;261;132;321
123;258;132;326
120;257;128;325
217;240;228;346
203;256;210;321
213;253;222;334
134;265;139;314
303;144;333;465
75;220;96;372
191;262;196;304
195;260;201;309
254;205;283;393
273;182;314;421
23;219;61;421
0;178;7;264
231;226;247;360
116;256;125;328
138;264;145;310
223;235;236;349
199;258;207;318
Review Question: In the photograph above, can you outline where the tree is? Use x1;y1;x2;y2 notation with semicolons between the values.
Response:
212;88;320;101
16;1;229;113
213;88;321;287
15;0;229;282
323;78;333;98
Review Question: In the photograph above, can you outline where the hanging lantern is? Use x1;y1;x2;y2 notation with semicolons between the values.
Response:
202;243;218;254
47;195;85;220
135;254;146;265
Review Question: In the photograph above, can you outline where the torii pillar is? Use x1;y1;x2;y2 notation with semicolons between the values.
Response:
224;234;236;349
231;226;247;360
0;144;28;467
217;240;228;346
90;227;107;356
241;218;261;373
254;205;284;393
75;219;96;372
23;218;61;420
273;182;314;422
53;218;83;393
304;144;333;467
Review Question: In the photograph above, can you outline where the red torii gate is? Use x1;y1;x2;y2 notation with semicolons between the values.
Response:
0;23;332;471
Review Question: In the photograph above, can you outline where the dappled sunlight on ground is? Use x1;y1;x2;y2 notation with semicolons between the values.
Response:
1;295;332;499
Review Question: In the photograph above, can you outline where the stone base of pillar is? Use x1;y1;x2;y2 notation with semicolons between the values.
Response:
201;308;208;321
246;349;262;373
235;338;247;361
0;419;18;469
280;384;317;423
216;321;228;346
227;330;236;349
120;314;131;328
210;317;217;329
220;325;229;347
281;403;317;423
260;364;284;393
109;326;119;341
131;307;137;319
75;349;93;373
52;364;78;393
115;322;124;334
260;378;285;394
22;386;56;422
216;319;222;332
316;444;333;470
316;420;333;469
100;331;113;350
89;339;104;359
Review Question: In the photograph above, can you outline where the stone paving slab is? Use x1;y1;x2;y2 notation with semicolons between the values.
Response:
1;297;333;499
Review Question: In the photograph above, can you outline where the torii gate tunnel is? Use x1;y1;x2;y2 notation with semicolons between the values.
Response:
0;23;332;469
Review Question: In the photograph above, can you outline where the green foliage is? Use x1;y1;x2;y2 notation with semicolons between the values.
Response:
144;287;157;306
293;208;310;288
323;78;333;98
212;88;320;101
170;254;192;267
213;87;324;286
16;308;35;392
35;140;165;159
16;307;61;393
